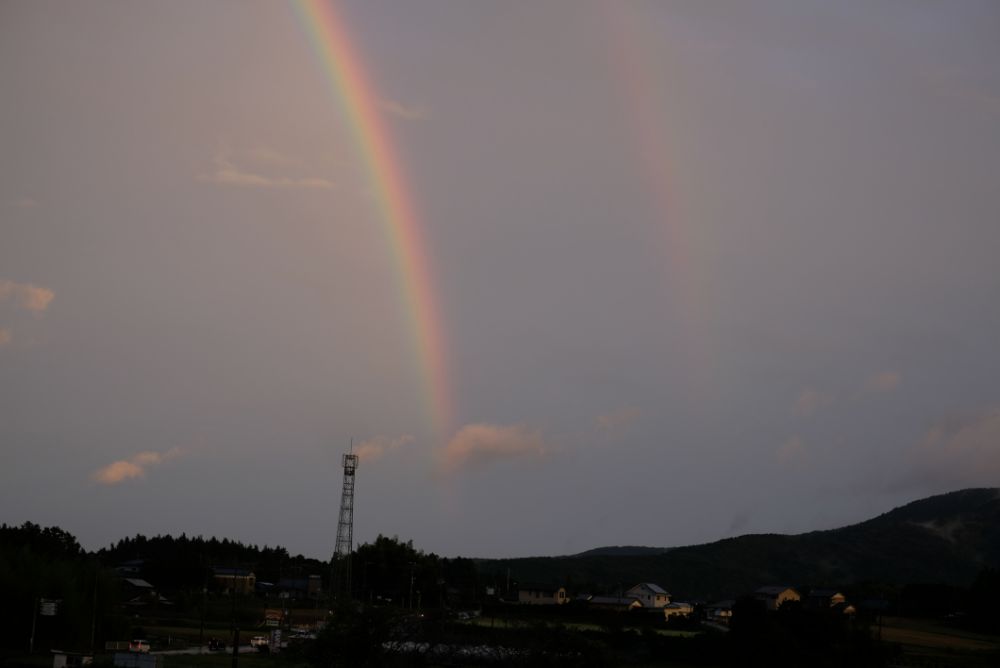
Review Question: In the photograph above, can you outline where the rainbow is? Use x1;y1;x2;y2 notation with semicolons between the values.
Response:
293;0;454;438
602;3;716;394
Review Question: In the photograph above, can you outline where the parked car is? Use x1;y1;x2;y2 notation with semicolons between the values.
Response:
207;637;226;651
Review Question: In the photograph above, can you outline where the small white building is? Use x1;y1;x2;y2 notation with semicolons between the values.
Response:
625;583;671;608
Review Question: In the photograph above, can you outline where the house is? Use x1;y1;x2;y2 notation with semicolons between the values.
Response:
806;589;847;610
754;586;801;611
586;596;643;612
276;575;322;599
705;599;734;625
625;583;671;608
663;601;694;620
120;579;157;607
517;583;568;605
213;567;256;594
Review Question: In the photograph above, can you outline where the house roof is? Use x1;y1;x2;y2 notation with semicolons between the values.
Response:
629;582;669;595
213;567;254;577
123;578;154;589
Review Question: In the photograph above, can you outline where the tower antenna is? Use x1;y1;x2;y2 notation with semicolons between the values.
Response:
331;441;358;603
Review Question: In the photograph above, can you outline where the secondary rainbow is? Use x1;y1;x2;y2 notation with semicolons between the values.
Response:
294;0;454;437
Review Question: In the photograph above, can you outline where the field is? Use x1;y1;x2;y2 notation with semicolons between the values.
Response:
881;616;1000;667
463;615;702;637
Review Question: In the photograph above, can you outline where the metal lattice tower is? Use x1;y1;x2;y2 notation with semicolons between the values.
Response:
331;452;358;601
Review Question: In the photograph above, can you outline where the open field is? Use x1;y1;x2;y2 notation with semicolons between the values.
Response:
882;616;1000;667
462;615;703;637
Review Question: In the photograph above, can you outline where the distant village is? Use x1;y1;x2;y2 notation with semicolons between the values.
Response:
118;556;865;631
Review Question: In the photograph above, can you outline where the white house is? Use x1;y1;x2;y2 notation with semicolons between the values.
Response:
625;583;671;608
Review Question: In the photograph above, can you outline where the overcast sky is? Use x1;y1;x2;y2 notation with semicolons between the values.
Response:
2;0;999;559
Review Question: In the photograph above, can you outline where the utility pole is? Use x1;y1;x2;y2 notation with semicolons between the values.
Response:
90;565;99;652
28;598;37;654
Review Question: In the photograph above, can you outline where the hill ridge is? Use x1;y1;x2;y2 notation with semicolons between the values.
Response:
474;488;1000;599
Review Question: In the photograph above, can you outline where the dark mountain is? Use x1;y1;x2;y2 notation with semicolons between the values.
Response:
571;546;672;558
476;488;1000;600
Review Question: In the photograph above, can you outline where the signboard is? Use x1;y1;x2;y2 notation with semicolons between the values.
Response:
40;599;60;616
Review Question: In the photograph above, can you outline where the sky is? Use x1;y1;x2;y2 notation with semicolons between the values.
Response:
2;0;999;560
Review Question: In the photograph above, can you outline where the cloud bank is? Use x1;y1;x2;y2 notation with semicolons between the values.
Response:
200;152;334;190
0;280;55;312
92;448;182;485
894;408;1000;491
355;434;414;464
441;423;548;473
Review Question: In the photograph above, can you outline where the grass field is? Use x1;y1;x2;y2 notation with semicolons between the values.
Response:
462;615;702;637
881;616;1000;667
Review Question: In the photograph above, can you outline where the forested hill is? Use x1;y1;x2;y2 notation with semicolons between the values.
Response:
571;546;672;558
475;488;1000;600
98;534;328;591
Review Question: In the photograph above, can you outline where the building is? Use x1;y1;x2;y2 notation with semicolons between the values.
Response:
806;589;847;610
625;583;671;608
705;599;734;625
517;583;568;605
663;601;694;620
276;575;323;600
754;586;801;611
213;567;256;594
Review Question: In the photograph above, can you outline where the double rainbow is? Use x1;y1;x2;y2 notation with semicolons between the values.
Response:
294;0;454;438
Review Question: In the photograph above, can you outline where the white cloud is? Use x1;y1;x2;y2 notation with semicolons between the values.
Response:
0;280;55;313
380;99;429;121
355;434;414;464
200;152;334;190
441;423;548;473
92;448;182;485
